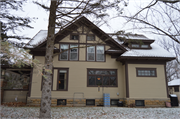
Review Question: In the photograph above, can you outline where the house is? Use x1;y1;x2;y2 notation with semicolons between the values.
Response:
25;16;175;107
168;79;180;103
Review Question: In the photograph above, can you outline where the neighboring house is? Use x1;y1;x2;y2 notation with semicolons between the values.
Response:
24;16;175;107
168;79;180;102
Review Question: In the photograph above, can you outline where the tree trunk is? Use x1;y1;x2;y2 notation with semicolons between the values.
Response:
39;1;57;118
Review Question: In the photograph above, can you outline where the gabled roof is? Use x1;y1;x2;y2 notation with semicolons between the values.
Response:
25;16;126;51
168;79;180;86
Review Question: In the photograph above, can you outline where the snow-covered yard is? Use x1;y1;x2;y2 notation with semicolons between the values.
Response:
0;106;180;119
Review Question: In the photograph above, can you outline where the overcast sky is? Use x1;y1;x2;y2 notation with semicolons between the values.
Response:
9;0;153;43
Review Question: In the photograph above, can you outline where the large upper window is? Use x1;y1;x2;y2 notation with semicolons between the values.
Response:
136;68;157;77
87;45;105;61
174;86;179;92
60;44;78;61
57;69;68;91
87;69;117;87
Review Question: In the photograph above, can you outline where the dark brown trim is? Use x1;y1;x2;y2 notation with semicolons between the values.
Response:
87;68;118;87
136;68;157;77
59;42;108;45
121;60;167;64
168;85;180;87
164;63;169;98
56;68;69;91
125;62;129;98
28;68;33;97
118;56;175;61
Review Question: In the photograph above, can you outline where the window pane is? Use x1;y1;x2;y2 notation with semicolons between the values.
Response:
141;45;149;48
89;76;95;85
87;46;95;53
71;35;79;40
87;35;95;41
58;70;67;90
97;54;104;61
132;44;140;48
88;53;95;60
70;53;77;60
110;77;116;86
150;70;155;76
109;71;116;75
88;70;95;74
97;46;104;53
95;70;102;75
96;76;102;85
60;44;68;60
103;76;109;85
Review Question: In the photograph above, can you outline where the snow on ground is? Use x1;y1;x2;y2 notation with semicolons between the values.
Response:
0;106;180;119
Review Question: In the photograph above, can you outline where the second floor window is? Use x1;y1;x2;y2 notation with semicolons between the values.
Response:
87;45;105;61
60;44;78;61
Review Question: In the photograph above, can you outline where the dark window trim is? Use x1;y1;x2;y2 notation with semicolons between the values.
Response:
86;45;105;62
86;34;95;41
59;44;79;61
86;99;95;106
174;86;179;92
56;68;69;91
87;68;118;87
136;68;157;77
111;99;119;105
70;34;79;40
135;100;145;106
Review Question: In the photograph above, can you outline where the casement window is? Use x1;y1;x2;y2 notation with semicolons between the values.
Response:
87;45;105;61
87;35;95;41
57;69;68;91
87;69;117;87
60;44;78;61
70;34;79;40
136;68;157;77
141;44;149;48
174;86;179;92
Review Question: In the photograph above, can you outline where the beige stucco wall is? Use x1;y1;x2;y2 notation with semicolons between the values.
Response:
128;64;167;99
30;54;125;99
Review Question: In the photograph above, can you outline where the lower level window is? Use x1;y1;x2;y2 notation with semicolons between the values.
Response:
87;69;117;87
111;99;119;105
57;99;66;105
57;69;68;91
86;99;95;105
135;100;144;106
136;68;156;77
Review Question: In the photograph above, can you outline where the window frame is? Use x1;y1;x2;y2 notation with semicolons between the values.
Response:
111;99;119;106
59;44;79;61
70;44;78;60
86;34;95;41
136;68;157;77
86;99;95;106
87;69;118;87
135;100;145;106
56;68;69;91
86;45;105;62
87;45;95;61
130;44;150;49
70;34;79;40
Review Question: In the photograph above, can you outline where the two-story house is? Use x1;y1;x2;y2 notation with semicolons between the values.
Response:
25;16;175;107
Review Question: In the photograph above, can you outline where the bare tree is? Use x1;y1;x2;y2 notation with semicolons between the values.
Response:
121;0;180;44
33;0;128;118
